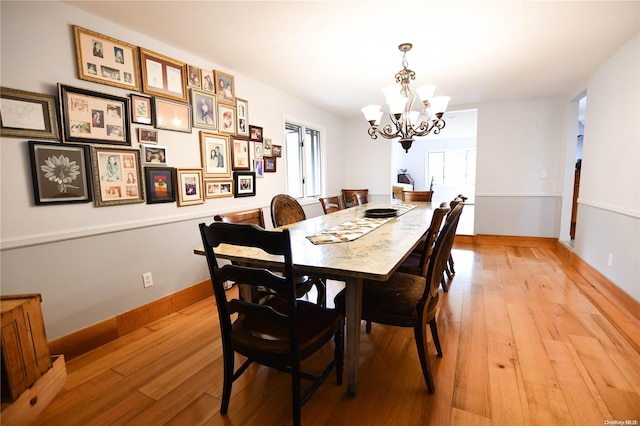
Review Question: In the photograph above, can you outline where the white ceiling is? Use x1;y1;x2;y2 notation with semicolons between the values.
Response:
65;1;639;119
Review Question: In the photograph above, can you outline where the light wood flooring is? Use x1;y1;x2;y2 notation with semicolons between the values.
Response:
34;244;640;425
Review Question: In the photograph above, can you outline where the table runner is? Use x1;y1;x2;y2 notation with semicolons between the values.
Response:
306;204;416;245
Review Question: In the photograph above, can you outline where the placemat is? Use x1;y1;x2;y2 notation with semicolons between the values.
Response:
306;204;416;245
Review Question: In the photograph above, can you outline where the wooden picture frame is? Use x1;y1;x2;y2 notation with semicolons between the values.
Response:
0;87;59;140
235;98;249;137
141;144;167;165
264;156;277;173
232;138;251;171
73;25;141;91
140;48;187;102
233;171;256;197
144;166;176;204
187;64;202;89
130;93;153;125
58;83;130;145
91;145;144;206
254;159;264;178
154;97;191;133
200;131;231;178
204;179;234;199
218;103;236;134
201;70;215;93
214;70;235;105
249;125;263;142
137;128;158;144
272;144;282;157
190;88;217;130
28;141;92;204
177;168;204;206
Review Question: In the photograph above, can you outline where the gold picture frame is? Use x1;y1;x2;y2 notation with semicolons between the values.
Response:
177;168;204;206
0;87;59;140
140;48;188;103
91;145;144;207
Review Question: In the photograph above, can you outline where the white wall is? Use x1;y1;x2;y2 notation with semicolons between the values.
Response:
0;1;345;339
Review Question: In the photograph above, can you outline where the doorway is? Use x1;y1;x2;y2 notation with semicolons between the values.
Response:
569;96;586;244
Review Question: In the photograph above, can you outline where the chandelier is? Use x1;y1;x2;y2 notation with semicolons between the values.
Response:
361;43;450;152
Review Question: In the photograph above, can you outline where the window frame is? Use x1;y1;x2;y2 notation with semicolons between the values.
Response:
283;116;325;200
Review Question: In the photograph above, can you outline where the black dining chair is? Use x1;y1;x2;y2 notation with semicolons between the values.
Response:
199;221;344;426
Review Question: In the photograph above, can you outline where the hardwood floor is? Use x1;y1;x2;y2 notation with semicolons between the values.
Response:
34;244;640;425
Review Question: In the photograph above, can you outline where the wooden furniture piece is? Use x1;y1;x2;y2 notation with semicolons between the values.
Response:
341;189;368;208
570;169;580;239
271;194;306;227
402;190;433;202
195;201;437;396
335;202;463;392
199;222;344;426
214;208;266;227
442;194;467;288
392;185;405;200
319;195;344;214
441;203;464;291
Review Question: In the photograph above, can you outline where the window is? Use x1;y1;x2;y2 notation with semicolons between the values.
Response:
426;149;476;187
284;121;322;198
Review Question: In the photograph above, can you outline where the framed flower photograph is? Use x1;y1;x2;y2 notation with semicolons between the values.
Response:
232;138;250;171
264;156;277;173
137;128;158;144
59;84;131;145
272;144;282;157
190;88;217;131
249;125;263;142
144;166;176;204
254;159;264;178
177;168;204;206
28;141;92;204
214;70;235;105
217;103;236;134
201;70;215;93
1;87;60;140
141;144;167;165
73;26;141;91
130;93;152;125
91;146;144;206
200;131;231;179
187;64;202;88
233;171;256;197
236;98;249;137
140;48;187;103
204;179;233;199
154;97;191;133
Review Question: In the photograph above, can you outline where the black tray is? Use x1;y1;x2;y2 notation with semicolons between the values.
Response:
364;208;398;218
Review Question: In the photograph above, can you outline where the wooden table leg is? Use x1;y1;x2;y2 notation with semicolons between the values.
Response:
345;277;363;397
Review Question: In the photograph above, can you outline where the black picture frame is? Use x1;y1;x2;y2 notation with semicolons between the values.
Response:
233;171;256;197
144;166;176;204
28;140;92;204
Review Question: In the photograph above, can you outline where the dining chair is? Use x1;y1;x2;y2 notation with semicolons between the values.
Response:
216;207;325;306
402;190;434;202
199;222;344;426
392;185;405;200
319;195;344;214
442;194;467;290
270;194;327;306
341;189;368;208
334;203;463;392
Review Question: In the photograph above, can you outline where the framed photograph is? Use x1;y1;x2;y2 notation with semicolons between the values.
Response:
137;128;158;144
200;131;231;178
254;141;263;159
233;171;256;197
58;83;130;145
130;93;152;125
177;168;204;206
141;144;167;165
264;156;277;173
91;146;144;206
249;125;263;142
144;166;176;204
272;144;282;157
28;141;92;204
73;26;141;91
201;70;215;93
263;137;273;156
140;47;187;102
154;97;191;133
254;159;264;178
187;64;202;88
218;103;236;134
232;138;251;170
235;98;249;137
0;87;59;140
204;179;233;199
190;88;217;130
214;70;235;105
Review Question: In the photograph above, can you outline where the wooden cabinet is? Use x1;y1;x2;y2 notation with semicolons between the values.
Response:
1;294;52;402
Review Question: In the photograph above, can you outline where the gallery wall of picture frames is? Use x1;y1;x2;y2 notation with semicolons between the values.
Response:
1;23;288;208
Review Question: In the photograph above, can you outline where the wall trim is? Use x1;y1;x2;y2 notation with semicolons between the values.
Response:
474;193;561;197
578;198;640;219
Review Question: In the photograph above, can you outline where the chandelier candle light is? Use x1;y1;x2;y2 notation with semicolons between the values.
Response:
361;43;450;152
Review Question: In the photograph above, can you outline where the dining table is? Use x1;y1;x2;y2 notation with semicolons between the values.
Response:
194;200;436;397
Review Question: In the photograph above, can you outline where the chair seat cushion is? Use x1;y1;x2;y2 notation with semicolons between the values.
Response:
232;298;341;362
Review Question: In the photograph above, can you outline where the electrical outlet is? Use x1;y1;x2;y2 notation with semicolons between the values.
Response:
142;272;154;288
607;253;613;267
540;169;548;179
